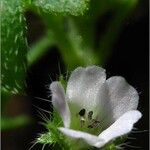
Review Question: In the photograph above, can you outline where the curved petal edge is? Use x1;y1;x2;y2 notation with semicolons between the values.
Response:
59;127;104;147
106;76;139;121
95;110;142;147
66;66;106;111
50;81;71;128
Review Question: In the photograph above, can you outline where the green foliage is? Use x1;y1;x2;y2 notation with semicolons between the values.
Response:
37;132;53;144
32;0;90;16
2;0;138;148
27;31;55;66
37;110;70;149
101;136;127;150
1;115;30;130
97;0;138;64
36;108;128;150
1;0;29;129
28;13;99;70
27;0;138;70
59;75;67;90
1;0;27;95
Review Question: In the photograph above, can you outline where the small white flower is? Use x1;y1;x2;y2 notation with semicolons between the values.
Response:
50;66;142;148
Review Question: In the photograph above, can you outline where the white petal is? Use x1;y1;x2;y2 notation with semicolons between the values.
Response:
95;110;142;148
59;111;142;148
106;76;139;121
66;66;106;113
50;82;70;128
59;127;104;147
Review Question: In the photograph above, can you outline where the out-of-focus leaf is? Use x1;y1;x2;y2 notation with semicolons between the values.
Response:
1;115;30;130
97;0;138;64
1;0;30;130
31;0;90;16
27;32;55;66
1;0;28;95
60;18;98;69
40;14;99;70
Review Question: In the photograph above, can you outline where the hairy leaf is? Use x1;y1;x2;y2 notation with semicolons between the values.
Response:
32;0;90;16
1;0;28;95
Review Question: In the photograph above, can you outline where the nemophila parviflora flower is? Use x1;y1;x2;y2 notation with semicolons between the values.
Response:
50;66;142;149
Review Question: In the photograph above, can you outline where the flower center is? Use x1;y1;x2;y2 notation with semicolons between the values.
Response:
78;108;101;129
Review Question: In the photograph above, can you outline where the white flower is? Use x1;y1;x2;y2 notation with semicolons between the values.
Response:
50;66;142;148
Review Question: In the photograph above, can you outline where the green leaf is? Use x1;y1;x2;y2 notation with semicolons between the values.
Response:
1;115;30;130
27;31;55;66
32;0;90;16
1;0;28;95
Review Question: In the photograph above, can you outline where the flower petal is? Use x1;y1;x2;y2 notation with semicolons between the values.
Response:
50;81;70;128
59;127;104;147
66;66;106;112
59;110;142;148
95;110;142;148
106;76;139;121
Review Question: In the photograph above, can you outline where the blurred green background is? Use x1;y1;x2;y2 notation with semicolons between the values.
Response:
1;0;148;149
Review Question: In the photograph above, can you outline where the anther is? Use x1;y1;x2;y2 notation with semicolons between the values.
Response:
79;109;86;116
88;124;93;128
88;111;93;120
88;119;100;129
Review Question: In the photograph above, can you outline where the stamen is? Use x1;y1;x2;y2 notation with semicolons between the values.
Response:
77;109;101;129
79;109;86;116
80;117;85;128
88;119;100;129
78;109;86;128
87;124;93;128
88;111;93;120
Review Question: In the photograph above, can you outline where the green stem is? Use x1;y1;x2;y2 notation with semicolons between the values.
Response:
27;32;55;66
98;0;138;64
